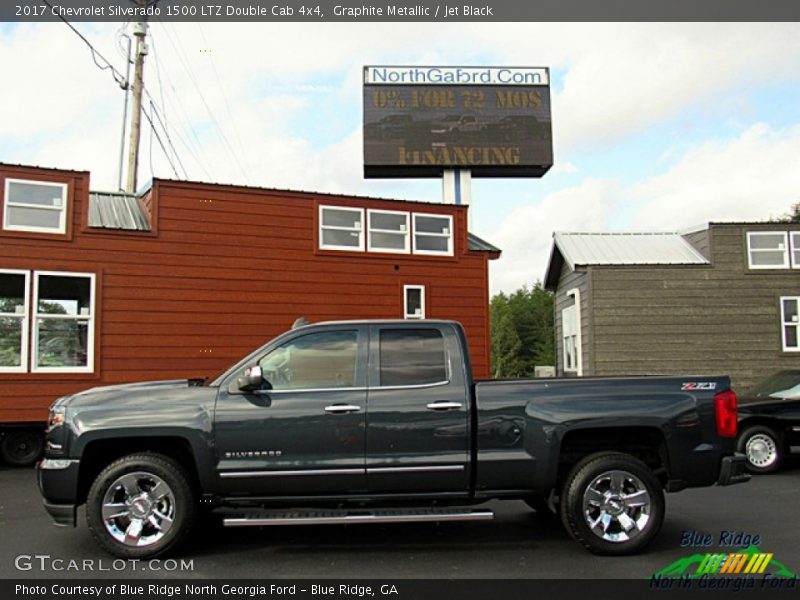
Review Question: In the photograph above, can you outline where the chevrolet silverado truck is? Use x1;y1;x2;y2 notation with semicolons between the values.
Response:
37;320;749;558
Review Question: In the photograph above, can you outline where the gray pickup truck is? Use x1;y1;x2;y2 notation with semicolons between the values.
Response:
38;320;748;558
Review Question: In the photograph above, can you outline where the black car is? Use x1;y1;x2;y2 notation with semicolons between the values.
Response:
737;370;800;473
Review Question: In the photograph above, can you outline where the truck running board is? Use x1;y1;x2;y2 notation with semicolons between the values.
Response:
223;508;495;527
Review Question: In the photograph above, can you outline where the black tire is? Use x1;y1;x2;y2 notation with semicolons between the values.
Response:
560;452;665;555
0;429;44;467
86;453;195;558
737;425;782;474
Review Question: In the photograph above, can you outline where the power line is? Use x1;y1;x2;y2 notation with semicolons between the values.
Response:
143;29;215;181
144;90;189;179
196;24;251;177
143;100;182;179
42;0;127;90
160;22;251;184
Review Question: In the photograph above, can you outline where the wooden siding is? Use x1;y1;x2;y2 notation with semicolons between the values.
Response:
553;266;590;376
0;165;494;423
587;223;799;391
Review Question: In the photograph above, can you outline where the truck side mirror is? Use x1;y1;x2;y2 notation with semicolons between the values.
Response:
237;365;265;392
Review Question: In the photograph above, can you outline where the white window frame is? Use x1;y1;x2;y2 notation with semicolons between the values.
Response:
781;296;800;352
319;205;364;251
0;269;30;373
791;231;800;269
562;288;583;375
403;285;426;320
747;231;790;270
412;213;454;256
3;178;68;235
367;209;410;254
32;271;96;373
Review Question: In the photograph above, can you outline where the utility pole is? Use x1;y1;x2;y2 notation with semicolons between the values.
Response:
116;34;132;192
125;16;148;194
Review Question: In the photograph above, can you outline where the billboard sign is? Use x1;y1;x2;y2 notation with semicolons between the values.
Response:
363;66;553;178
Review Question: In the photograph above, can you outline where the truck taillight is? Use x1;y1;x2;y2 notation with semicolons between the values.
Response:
714;389;738;438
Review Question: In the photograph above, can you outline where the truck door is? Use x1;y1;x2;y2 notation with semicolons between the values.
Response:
214;326;368;495
365;324;471;494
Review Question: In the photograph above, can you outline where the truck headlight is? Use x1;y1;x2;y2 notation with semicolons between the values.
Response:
47;406;66;431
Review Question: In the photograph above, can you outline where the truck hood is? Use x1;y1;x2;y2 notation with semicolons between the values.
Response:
54;379;209;410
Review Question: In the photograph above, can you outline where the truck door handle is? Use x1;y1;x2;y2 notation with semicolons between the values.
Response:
426;401;462;411
324;404;361;414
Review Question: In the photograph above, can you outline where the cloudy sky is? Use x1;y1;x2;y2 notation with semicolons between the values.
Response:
2;22;799;293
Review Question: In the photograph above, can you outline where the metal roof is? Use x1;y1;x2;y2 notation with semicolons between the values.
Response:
544;231;709;290
88;192;151;231
467;232;501;254
554;232;709;268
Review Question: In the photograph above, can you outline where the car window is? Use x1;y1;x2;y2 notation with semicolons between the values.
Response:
258;330;358;390
379;328;448;387
747;371;800;399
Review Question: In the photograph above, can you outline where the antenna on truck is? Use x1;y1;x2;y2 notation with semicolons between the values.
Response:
292;317;311;329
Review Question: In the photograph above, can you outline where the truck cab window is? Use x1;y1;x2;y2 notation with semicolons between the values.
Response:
379;328;447;387
258;330;358;390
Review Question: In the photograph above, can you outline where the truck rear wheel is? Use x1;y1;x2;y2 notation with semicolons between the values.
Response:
560;452;664;555
86;453;195;558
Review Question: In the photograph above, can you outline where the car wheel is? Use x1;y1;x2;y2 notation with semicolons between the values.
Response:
560;452;664;555
0;429;44;467
737;426;782;474
86;453;195;558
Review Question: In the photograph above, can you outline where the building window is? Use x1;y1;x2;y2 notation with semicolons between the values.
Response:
3;178;68;234
413;213;453;256
562;304;577;372
32;272;95;372
0;270;94;373
320;205;454;257
747;232;790;269
792;232;800;269
368;209;410;253
404;285;425;319
319;206;364;251
379;328;448;387
781;297;800;352
562;288;582;375
0;270;30;372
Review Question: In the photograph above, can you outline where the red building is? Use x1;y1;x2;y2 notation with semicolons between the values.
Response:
0;162;499;463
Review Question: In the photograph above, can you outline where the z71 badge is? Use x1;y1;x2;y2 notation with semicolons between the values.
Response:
681;382;717;391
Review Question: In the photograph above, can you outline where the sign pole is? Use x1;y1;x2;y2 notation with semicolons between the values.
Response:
442;169;473;231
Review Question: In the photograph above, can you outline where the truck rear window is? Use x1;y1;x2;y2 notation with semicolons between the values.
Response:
379;328;447;387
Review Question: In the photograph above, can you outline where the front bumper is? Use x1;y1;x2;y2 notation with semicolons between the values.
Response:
37;458;81;527
717;453;751;486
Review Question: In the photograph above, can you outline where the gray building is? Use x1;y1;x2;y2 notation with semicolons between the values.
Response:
543;222;800;391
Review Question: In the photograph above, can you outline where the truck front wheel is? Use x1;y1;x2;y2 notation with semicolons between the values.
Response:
86;453;195;558
560;452;664;555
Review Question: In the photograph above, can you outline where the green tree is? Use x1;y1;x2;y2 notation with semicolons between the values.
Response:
490;294;523;378
772;202;800;223
490;282;555;378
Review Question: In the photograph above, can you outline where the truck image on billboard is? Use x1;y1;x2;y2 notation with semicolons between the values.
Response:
363;66;553;178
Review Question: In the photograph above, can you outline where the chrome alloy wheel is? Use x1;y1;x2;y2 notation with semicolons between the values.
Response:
745;433;778;469
582;470;651;543
101;471;176;547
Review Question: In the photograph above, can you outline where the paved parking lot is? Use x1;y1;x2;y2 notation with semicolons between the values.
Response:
1;460;798;579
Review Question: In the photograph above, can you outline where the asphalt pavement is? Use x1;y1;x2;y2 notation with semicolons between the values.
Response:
1;459;798;580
